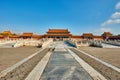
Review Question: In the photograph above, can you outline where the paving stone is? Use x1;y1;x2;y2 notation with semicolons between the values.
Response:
40;41;93;80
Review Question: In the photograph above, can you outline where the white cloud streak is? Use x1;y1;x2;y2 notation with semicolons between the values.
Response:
116;2;120;10
101;19;120;26
101;2;120;27
98;2;120;34
111;12;120;19
100;27;111;32
94;27;112;34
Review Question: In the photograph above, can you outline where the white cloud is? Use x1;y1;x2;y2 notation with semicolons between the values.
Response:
101;19;120;26
116;2;120;10
94;27;112;34
111;12;120;19
100;27;111;32
97;2;120;34
101;2;120;27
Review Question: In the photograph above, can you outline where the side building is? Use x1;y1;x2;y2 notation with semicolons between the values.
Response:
20;32;43;40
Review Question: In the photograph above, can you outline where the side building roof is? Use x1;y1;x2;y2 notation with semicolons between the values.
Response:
82;33;93;37
21;32;33;37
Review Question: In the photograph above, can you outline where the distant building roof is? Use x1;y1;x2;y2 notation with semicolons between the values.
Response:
32;35;43;38
82;33;93;37
47;29;70;33
2;31;12;35
72;35;82;38
21;32;33;37
0;34;4;38
94;36;103;38
9;35;20;38
102;32;112;36
45;34;72;36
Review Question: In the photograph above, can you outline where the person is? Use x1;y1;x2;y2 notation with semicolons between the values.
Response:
37;43;42;48
11;44;14;47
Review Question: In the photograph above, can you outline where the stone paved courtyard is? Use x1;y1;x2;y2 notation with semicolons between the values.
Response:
79;47;120;68
0;46;40;72
0;41;120;80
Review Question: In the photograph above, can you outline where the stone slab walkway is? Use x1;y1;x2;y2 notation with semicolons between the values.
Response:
40;41;93;80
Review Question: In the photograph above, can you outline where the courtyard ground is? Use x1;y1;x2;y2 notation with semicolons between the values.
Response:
0;46;40;72
78;47;120;68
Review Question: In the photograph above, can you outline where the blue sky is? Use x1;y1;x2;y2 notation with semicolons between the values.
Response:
0;0;120;35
